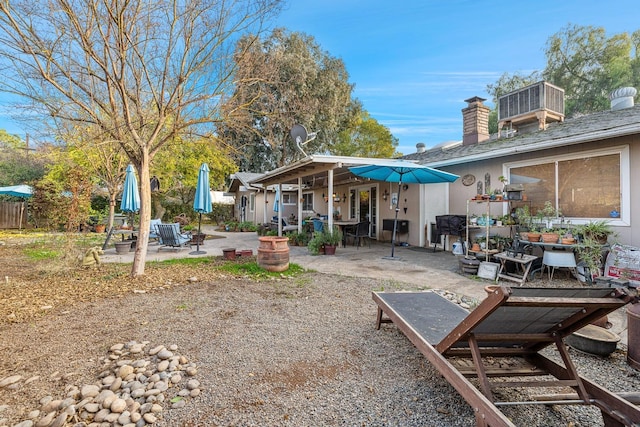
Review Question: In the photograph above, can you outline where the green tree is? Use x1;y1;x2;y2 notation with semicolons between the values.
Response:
152;135;237;219
544;24;639;116
0;132;47;187
36;146;94;232
220;28;358;171
0;129;24;149
486;25;640;131
0;0;281;276
333;111;400;158
59;123;129;232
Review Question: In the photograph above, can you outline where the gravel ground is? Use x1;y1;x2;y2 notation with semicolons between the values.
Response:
1;269;639;427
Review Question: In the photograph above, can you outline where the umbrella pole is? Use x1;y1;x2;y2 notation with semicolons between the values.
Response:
390;181;403;258
190;212;206;255
196;212;202;252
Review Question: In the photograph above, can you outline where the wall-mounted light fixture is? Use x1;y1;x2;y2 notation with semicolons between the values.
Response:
382;189;389;201
333;192;340;202
342;193;347;202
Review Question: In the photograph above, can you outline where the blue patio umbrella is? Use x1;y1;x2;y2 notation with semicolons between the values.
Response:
349;160;459;258
273;186;280;213
191;163;212;255
120;164;140;234
120;164;140;213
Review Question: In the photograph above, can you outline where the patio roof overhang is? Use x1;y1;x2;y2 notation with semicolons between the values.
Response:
249;155;417;187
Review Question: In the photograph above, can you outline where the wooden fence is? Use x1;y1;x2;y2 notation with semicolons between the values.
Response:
0;201;28;229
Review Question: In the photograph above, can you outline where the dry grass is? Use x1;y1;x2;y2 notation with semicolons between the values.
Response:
0;232;240;325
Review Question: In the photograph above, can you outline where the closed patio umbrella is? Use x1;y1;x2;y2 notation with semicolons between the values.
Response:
120;164;140;230
191;163;212;255
273;186;280;213
349;160;459;259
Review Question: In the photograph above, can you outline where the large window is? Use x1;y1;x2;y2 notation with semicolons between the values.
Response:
281;192;296;205
506;146;629;223
249;193;255;212
302;192;313;211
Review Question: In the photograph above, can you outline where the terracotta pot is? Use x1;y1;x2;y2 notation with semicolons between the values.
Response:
95;224;106;233
527;232;541;242
324;244;337;255
541;232;559;243
257;236;289;272
471;243;481;252
561;238;576;245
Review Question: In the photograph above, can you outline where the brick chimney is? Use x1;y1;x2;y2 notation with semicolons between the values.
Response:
462;96;490;145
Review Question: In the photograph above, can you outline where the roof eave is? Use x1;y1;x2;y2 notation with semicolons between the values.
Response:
424;123;640;168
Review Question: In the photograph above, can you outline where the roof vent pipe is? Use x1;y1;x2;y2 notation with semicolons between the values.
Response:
416;142;426;153
610;87;637;110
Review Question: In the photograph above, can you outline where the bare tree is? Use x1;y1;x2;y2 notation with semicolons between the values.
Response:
0;0;281;276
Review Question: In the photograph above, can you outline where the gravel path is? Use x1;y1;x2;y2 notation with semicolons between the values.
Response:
1;271;638;426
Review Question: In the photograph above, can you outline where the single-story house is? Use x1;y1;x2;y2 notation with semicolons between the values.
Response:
405;83;640;247
228;82;640;249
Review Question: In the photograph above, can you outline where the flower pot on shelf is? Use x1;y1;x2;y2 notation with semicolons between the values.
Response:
561;237;576;245
541;232;559;243
527;232;541;242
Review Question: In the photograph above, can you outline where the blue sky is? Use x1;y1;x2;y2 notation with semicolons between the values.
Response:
275;0;640;154
0;1;638;154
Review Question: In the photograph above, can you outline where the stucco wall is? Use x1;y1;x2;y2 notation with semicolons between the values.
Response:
439;134;638;246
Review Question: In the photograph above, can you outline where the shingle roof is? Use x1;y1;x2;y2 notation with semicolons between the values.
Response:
403;105;640;167
228;172;264;192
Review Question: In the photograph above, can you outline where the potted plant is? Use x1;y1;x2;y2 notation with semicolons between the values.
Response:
575;237;607;283
526;225;542;242
560;229;576;245
307;232;324;255
576;220;613;245
321;226;343;255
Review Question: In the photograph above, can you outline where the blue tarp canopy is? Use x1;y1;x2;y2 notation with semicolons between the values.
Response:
0;185;33;198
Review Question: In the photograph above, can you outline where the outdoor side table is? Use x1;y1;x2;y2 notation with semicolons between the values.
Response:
493;252;538;286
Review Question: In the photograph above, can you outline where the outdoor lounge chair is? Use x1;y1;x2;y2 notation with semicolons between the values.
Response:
149;219;162;243
373;286;640;426
156;223;192;251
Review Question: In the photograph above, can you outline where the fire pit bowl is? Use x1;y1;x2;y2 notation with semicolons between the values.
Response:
564;324;621;356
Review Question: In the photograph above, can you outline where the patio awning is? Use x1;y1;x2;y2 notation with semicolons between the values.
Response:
249;155;420;187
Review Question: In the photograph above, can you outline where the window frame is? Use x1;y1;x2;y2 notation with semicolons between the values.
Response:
302;192;313;211
249;193;255;213
281;192;296;205
503;145;629;226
